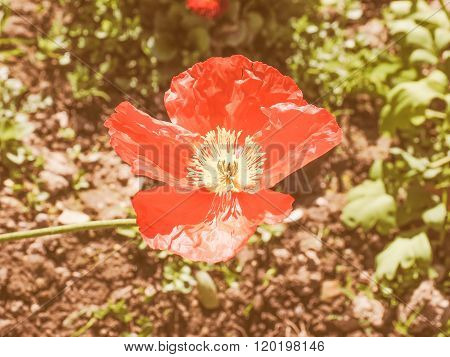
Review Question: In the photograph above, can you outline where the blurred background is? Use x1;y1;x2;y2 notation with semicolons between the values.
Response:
0;0;448;336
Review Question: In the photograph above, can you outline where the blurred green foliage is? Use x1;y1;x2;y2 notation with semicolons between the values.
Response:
0;0;29;61
64;299;153;337
341;0;449;296
375;232;433;300
0;66;52;167
288;0;380;108
42;0;310;102
341;179;397;235
249;222;287;244
162;259;197;294
0;67;29;162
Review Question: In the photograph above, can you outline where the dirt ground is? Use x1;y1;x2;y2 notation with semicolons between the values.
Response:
0;0;448;337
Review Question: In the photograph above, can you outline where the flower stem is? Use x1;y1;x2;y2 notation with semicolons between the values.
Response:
0;219;137;243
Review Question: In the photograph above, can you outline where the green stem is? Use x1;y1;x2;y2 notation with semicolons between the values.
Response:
440;190;448;244
429;155;450;169
439;0;450;19
0;219;137;243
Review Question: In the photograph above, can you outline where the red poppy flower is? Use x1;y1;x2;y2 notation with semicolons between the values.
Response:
186;0;227;19
105;55;342;263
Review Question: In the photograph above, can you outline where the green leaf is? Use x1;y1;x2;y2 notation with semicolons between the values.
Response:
153;34;177;62
369;61;403;94
389;19;417;35
116;226;138;238
224;21;248;47
369;159;383;180
380;74;447;134
447;93;450;115
390;1;413;17
422;203;447;230
435;28;450;52
346;179;385;201
341;180;396;235
188;27;210;54
426;69;449;92
375;232;432;281
413;8;449;29
245;11;264;36
409;115;426;126
397;185;434;227
405;25;434;51
195;271;219;310
409;48;437;65
423;167;441;179
389;148;428;172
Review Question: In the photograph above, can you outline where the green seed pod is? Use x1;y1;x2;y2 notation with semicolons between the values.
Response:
195;271;219;310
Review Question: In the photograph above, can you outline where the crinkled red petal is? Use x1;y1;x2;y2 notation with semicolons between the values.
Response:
165;55;305;137
256;103;342;189
236;189;295;224
132;187;293;263
105;101;199;187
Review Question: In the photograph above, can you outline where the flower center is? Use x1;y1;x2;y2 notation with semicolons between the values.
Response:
187;127;265;194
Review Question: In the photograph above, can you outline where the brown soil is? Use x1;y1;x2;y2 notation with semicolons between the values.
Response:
0;0;448;337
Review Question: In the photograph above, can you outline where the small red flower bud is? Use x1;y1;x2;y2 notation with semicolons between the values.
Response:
186;0;228;19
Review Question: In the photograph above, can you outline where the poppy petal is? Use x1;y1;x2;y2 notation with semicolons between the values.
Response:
164;55;305;136
132;187;291;263
148;215;256;263
256;103;342;189
132;186;215;237
186;0;227;18
105;101;199;186
237;189;295;224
